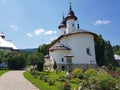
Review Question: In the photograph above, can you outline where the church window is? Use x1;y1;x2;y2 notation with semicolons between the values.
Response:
64;31;66;34
72;23;74;27
62;66;65;70
86;48;90;55
61;58;64;62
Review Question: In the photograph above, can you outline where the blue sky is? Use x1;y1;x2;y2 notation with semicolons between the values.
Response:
0;0;120;49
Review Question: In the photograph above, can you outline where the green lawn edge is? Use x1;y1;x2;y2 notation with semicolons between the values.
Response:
23;71;59;90
0;69;9;76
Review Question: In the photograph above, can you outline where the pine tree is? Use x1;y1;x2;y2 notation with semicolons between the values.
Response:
95;35;105;66
53;60;57;69
104;41;116;69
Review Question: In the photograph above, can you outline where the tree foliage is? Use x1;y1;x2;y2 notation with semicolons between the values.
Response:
37;44;50;55
95;35;117;69
113;45;120;55
7;52;26;70
95;35;105;66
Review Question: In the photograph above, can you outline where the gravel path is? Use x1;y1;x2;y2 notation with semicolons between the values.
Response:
0;70;39;90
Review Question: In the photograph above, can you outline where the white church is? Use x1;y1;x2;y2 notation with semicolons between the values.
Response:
44;3;98;71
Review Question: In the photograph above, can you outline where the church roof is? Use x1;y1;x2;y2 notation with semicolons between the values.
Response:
58;16;66;29
0;34;17;49
50;44;71;51
49;29;98;49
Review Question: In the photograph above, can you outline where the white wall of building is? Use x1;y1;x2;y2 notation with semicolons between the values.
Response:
49;33;96;65
65;34;96;64
66;19;76;33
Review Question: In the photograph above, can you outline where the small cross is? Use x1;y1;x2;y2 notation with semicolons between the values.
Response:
69;1;72;10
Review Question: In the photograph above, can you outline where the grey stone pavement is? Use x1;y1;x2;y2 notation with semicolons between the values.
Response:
0;70;39;90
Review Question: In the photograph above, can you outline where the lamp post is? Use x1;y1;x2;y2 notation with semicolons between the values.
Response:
65;54;74;73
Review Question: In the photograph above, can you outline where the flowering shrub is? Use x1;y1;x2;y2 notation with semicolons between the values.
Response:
85;68;97;78
70;78;81;84
60;80;71;90
71;68;83;78
80;71;118;90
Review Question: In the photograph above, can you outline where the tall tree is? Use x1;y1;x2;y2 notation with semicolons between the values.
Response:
27;54;39;69
104;41;116;69
37;44;50;55
95;35;105;66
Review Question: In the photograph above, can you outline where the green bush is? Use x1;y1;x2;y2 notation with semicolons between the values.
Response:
43;75;48;82
70;78;81;84
77;73;84;79
116;67;120;74
56;69;61;74
96;71;117;90
48;78;56;86
80;71;118;90
60;81;71;90
71;68;83;78
85;68;97;78
39;74;44;80
58;76;66;82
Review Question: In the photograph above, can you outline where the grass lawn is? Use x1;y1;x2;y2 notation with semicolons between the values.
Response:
0;69;9;76
24;71;79;90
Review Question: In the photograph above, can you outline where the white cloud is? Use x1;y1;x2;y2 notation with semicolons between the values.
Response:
33;28;57;36
94;20;110;25
27;33;33;37
10;24;18;31
34;29;45;35
45;30;57;35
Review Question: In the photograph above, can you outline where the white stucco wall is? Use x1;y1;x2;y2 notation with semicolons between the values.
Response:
60;28;66;35
49;33;96;65
49;50;70;64
66;19;76;33
64;34;96;64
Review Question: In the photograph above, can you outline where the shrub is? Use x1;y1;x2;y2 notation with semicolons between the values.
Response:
85;68;97;78
80;71;118;90
43;75;48;82
70;78;81;84
39;74;44;80
58;76;66;82
48;78;56;86
71;68;83;78
56;69;61;74
77;73;84;79
30;69;38;78
96;71;117;90
53;60;57;69
116;67;120;74
60;80;71;90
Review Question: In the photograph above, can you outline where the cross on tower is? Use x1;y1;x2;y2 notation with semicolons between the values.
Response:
69;1;72;10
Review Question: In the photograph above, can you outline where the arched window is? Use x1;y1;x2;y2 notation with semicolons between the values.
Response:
72;23;74;27
61;58;64;62
86;48;90;55
64;31;66;34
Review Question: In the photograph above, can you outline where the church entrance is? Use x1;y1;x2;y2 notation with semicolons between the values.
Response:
62;66;65;71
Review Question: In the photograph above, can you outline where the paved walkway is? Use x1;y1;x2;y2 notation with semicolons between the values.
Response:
0;70;39;90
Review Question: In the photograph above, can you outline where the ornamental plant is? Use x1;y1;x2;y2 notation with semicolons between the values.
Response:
85;68;97;78
71;68;83;78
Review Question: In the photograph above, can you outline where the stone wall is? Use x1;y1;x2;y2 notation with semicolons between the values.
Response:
57;63;96;71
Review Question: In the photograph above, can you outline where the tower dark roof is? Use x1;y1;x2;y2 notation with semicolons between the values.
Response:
65;2;77;21
58;15;66;29
0;32;5;39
